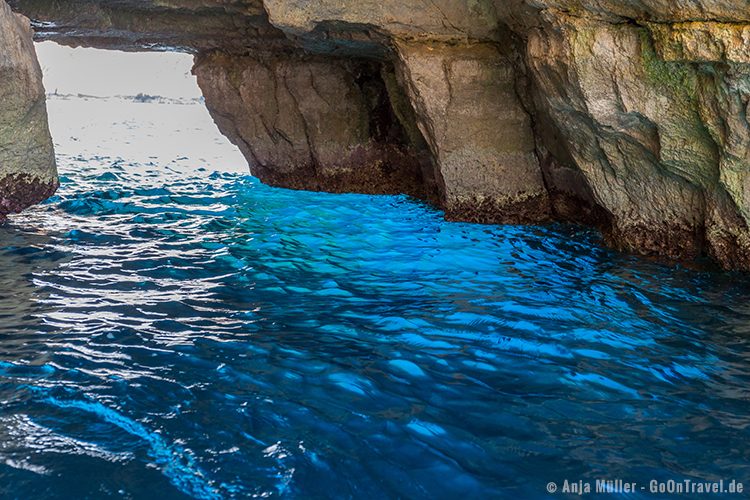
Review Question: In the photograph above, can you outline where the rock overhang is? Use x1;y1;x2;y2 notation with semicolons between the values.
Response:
9;0;750;270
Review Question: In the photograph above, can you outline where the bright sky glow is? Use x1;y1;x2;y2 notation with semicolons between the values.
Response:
34;41;248;173
35;41;202;99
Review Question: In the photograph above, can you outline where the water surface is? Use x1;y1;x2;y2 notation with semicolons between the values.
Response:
1;95;750;498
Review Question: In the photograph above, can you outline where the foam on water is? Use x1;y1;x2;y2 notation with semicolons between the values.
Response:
1;93;750;498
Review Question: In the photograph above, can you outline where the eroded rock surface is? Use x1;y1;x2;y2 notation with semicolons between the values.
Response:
6;0;288;52
193;52;437;200
0;0;56;216
394;41;550;224
527;17;716;260
11;0;750;269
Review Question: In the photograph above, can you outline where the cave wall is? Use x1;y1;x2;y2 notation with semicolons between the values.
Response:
9;0;750;270
393;40;551;224
193;51;437;200
521;8;750;267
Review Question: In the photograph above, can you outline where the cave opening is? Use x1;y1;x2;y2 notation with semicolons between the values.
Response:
35;41;248;175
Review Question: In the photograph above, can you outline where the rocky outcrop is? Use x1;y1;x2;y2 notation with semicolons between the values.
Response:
649;21;750;268
0;0;56;217
393;41;550;224
527;17;717;260
11;0;750;269
5;0;288;52
521;9;750;266
193;52;437;200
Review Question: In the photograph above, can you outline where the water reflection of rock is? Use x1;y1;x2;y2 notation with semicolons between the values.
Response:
0;215;68;362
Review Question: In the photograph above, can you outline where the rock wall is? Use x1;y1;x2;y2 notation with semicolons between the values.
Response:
522;8;750;267
193;52;438;201
0;0;56;217
528;17;716;261
394;41;550;224
6;0;288;52
10;0;750;269
256;0;750;267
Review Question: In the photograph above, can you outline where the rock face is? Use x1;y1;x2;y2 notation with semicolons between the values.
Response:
11;0;750;269
394;41;550;224
0;0;56;216
6;0;287;52
521;9;750;267
193;52;437;200
528;17;716;261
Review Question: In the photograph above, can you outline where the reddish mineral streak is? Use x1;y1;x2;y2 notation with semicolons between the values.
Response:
0;173;59;216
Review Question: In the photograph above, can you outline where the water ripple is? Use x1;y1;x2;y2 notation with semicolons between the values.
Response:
1;97;750;498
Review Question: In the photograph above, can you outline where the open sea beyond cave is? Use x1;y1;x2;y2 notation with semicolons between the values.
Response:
2;89;750;497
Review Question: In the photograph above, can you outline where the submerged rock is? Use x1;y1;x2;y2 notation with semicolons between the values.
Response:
10;0;750;269
0;0;56;216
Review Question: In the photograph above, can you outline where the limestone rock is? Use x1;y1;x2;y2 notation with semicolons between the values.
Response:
13;0;750;269
194;52;437;200
394;41;550;224
529;1;750;24
263;0;501;43
6;0;287;52
650;22;750;64
527;16;719;259
0;0;56;216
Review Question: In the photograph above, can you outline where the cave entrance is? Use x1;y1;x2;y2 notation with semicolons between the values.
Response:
35;41;247;174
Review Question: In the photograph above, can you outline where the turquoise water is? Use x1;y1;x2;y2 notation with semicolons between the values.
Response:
1;96;750;498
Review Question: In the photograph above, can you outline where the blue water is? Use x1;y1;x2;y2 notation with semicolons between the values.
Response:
1;97;750;499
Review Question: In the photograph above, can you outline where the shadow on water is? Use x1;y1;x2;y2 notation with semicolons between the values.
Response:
0;221;65;354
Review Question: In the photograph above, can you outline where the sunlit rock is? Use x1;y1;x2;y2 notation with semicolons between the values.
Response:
10;0;750;268
0;0;56;216
394;41;550;224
